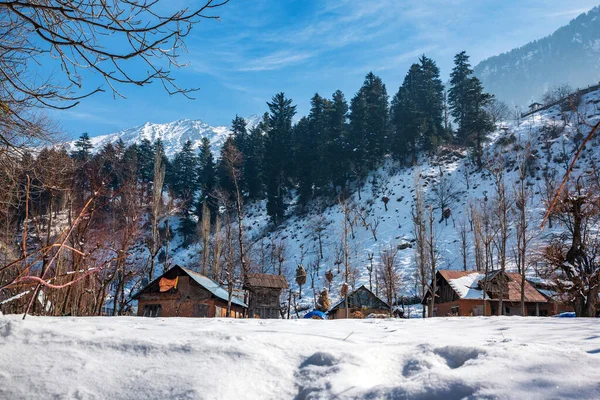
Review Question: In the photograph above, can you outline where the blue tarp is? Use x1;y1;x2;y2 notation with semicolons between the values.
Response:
304;310;328;320
552;312;576;318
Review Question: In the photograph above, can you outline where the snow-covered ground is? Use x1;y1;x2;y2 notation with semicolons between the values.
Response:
1;316;599;399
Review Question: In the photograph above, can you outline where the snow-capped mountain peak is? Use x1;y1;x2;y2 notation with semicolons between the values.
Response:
78;118;229;158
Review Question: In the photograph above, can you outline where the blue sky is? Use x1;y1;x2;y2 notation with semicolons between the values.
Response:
51;0;600;139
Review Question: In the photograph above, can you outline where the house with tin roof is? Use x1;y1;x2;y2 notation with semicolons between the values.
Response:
132;265;247;318
422;270;571;317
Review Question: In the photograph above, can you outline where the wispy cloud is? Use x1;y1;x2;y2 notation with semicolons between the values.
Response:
237;50;316;72
545;8;592;18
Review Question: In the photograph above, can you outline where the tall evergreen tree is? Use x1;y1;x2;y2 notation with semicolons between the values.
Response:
417;55;445;151
136;139;155;184
349;72;389;173
169;140;199;242
293;116;313;206
327;90;349;194
448;51;494;164
195;137;216;220
390;56;445;160
72;133;93;161
244;125;265;200
264;93;296;225
390;63;422;161
231;115;249;155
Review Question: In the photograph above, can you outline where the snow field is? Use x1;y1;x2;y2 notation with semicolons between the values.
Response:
1;316;599;399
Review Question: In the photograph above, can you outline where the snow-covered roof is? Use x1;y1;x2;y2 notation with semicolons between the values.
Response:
438;270;548;303
447;273;486;300
181;267;247;308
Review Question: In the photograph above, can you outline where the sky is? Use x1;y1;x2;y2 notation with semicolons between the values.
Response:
50;0;600;139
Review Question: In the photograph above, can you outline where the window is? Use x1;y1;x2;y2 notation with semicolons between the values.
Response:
451;306;459;316
505;307;511;315
196;304;209;317
143;304;161;317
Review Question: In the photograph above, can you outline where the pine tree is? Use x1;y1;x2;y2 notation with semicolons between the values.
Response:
328;90;349;194
418;55;445;151
390;63;422;161
390;56;445;160
293;116;313;206
244;125;265;200
217;136;237;199
169;140;199;243
72;133;93;161
231;115;248;155
348;72;389;173
195;137;216;219
348;88;369;177
362;72;389;166
264;93;296;225
136;139;155;185
449;51;494;165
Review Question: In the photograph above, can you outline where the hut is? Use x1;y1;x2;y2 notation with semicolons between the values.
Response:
243;273;288;319
528;102;543;112
132;265;247;318
327;285;390;319
421;270;571;317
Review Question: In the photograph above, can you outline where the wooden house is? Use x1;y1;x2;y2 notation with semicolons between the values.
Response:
243;273;288;319
327;285;390;319
132;265;247;318
422;270;571;317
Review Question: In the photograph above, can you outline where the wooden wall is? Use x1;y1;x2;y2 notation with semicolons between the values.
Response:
137;275;245;318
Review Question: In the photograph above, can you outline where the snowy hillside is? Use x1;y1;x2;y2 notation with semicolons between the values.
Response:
222;87;600;302
474;6;600;106
1;316;599;399
68;115;261;158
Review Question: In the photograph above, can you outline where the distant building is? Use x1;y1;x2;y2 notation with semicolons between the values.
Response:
327;285;390;319
528;102;543;112
132;265;247;318
422;270;572;317
243;273;288;319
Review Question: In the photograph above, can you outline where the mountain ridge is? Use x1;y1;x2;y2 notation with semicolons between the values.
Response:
474;5;600;106
69;115;262;158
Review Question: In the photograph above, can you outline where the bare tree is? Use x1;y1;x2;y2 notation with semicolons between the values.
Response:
457;217;469;271
470;203;484;272
426;205;441;318
542;83;573;106
485;98;511;125
488;158;512;315
366;252;375;292
513;139;536;315
429;170;461;225
146;149;165;280
412;172;428;318
309;214;327;260
272;237;289;276
199;200;211;275
0;0;229;149
340;198;351;318
542;178;599;317
221;141;249;278
367;216;382;241
379;244;401;316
